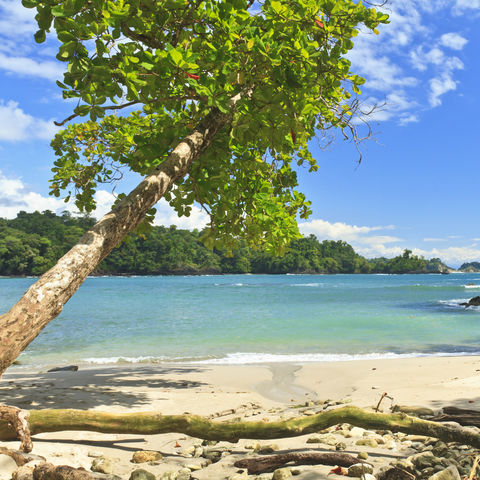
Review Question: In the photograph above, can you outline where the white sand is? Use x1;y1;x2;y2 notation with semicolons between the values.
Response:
2;356;480;478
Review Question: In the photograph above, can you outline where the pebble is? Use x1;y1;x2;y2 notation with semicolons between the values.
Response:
132;451;163;463
193;446;203;457
408;451;436;469
91;456;114;474
348;463;374;477
176;467;192;480
336;442;347;451
356;438;378;448
256;443;280;454
306;434;337;446
357;452;369;460
181;446;196;456
11;466;34;480
129;469;156;480
384;440;397;450
272;467;292;480
229;472;248;480
201;439;218;446
350;427;366;437
159;473;177;480
406;435;430;442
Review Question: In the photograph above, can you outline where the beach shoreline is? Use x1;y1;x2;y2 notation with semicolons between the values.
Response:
2;355;480;478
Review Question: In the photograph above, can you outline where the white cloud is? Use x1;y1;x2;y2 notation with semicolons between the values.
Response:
398;114;419;126
0;2;63;81
440;33;468;50
0;171;209;231
356;91;418;126
413;246;480;267
0;53;63;81
346;1;473;125
424;238;447;242
299;219;399;251
153;199;209;230
0;172;66;218
0;0;36;37
453;0;480;14
0;100;59;141
429;73;457;107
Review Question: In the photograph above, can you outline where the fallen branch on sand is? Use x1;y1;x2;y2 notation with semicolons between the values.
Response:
431;406;480;428
234;452;366;474
1;406;480;453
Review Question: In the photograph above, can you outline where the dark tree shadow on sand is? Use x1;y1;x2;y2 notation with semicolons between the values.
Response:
0;365;209;409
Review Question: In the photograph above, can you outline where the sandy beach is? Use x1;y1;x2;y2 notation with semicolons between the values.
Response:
2;356;480;479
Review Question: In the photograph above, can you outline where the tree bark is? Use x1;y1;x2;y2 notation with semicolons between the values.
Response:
234;452;364;474
0;107;230;376
1;406;480;449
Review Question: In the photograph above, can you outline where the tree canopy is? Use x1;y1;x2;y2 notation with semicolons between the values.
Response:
24;0;389;253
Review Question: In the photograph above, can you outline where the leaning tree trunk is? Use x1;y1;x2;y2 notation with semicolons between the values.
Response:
0;107;230;376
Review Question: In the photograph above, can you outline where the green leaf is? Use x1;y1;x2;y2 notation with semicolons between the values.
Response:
168;49;183;66
21;0;38;8
34;29;46;43
51;5;66;16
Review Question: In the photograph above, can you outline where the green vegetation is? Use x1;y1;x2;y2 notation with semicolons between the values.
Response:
0;211;450;276
459;262;480;272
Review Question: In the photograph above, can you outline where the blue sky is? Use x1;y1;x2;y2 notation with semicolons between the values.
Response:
0;0;479;267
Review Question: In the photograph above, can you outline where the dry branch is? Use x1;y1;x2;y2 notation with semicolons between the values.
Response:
0;406;32;452
234;452;364;474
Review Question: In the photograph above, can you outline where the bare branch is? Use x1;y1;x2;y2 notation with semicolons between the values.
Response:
54;101;140;127
54;95;208;127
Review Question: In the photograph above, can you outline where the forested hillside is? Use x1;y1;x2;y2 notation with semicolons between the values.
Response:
0;211;449;276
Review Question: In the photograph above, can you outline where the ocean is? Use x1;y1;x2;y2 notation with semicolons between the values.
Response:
1;273;480;367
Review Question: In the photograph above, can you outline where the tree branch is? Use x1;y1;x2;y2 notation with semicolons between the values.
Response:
54;95;208;127
54;101;140;126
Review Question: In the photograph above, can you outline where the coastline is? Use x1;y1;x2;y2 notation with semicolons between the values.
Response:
2;356;480;478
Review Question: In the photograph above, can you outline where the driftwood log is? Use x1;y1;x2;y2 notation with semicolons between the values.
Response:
2;406;480;451
0;405;32;452
234;452;365;474
0;446;44;466
431;406;480;428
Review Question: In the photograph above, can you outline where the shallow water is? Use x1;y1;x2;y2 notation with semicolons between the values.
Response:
1;273;480;366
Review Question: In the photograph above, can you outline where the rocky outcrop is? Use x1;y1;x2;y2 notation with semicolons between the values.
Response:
460;296;480;307
459;262;480;272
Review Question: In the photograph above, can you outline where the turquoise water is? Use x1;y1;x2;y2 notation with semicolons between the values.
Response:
1;273;480;366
